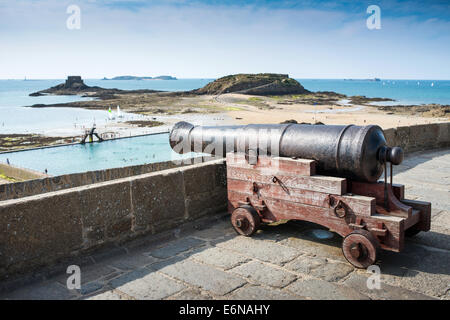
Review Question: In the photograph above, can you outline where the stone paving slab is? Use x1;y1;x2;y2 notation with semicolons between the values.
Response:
190;247;250;270
109;268;186;300
308;261;354;282
86;290;126;300
227;285;305;300
166;288;214;300
1;148;449;300
285;278;370;300
3;281;78;300
216;236;300;265
342;273;435;300
148;237;206;259
154;259;247;296
230;261;297;288
105;251;160;271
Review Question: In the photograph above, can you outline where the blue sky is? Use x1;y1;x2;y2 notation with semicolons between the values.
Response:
0;0;449;79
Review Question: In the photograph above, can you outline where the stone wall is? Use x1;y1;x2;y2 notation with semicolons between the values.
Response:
383;122;450;152
0;157;205;201
0;159;227;280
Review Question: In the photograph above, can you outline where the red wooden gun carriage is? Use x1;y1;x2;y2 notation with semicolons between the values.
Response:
170;122;431;268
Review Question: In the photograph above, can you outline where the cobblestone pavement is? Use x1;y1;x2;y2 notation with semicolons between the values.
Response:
1;148;449;300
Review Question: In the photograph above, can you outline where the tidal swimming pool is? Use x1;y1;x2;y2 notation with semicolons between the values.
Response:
0;133;197;176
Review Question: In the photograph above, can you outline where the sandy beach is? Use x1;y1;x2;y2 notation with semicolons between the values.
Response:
215;93;449;129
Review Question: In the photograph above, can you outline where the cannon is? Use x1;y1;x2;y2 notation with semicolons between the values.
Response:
170;121;431;268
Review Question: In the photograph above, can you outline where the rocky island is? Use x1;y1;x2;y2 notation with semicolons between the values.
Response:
29;76;161;98
193;73;309;95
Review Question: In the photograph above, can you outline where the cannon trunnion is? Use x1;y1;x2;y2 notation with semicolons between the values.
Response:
169;122;431;268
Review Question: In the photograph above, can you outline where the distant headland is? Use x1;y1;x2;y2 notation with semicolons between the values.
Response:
102;75;177;80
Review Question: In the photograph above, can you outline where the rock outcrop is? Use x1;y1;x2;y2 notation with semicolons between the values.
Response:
193;73;309;96
29;76;161;97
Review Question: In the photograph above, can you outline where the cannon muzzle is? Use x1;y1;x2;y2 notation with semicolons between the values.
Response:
169;121;403;182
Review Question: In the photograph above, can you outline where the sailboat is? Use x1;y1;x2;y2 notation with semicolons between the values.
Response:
108;107;115;120
117;105;123;119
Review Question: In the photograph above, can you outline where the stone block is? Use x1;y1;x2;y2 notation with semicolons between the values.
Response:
185;189;227;220
217;236;300;265
86;290;126;300
190;247;249;270
2;281;78;300
438;122;450;144
106;252;159;271
309;261;354;282
286;278;369;300
166;288;214;300
228;285;304;300
148;237;205;259
395;126;410;150
109;268;185;300
284;255;327;274
131;170;186;230
106;217;132;239
182;163;216;197
231;261;297;288
343;273;435;300
78;180;132;228
0;191;83;276
156;259;247;296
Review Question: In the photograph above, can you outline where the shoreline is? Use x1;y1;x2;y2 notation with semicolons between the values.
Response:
1;76;449;151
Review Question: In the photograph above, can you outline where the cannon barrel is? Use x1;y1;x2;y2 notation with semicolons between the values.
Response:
169;121;403;182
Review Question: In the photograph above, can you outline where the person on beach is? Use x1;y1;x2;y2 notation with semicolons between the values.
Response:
6;158;10;165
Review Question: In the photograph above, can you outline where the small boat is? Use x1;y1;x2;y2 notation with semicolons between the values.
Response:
108;107;115;120
117;105;123;118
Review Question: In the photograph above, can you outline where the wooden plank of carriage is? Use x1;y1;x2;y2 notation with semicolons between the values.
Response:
227;165;347;195
228;190;406;252
350;181;412;218
227;178;375;216
226;153;316;176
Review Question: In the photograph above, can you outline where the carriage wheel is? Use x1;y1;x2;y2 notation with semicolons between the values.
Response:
231;205;261;236
342;230;379;268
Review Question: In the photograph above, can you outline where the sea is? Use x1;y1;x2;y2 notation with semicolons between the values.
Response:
1;78;449;175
